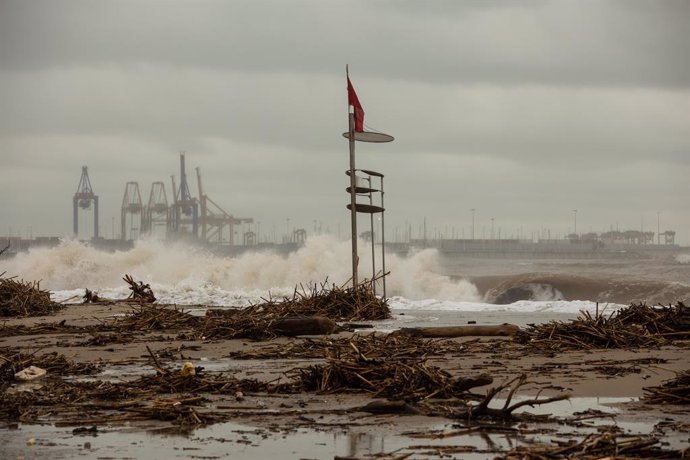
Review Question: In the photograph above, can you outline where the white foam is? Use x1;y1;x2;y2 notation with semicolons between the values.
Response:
4;236;626;314
675;254;690;264
2;235;480;302
387;296;624;314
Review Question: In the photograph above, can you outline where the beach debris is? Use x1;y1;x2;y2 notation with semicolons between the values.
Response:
0;273;63;317
356;399;421;415
82;275;156;304
1;348;101;385
112;304;202;332
270;316;337;336
14;366;47;381
292;352;492;401
461;374;569;420
82;288;101;303
180;362;196;377
394;323;520;338
123;274;156;303
643;369;690;405
228;333;471;360
516;302;690;350
499;430;688;459
202;279;389;340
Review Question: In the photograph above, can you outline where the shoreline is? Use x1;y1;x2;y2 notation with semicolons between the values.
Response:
2;301;689;458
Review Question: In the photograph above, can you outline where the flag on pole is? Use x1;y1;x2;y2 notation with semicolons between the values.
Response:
347;77;365;132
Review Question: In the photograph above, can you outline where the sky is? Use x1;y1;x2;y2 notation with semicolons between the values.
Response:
1;0;689;244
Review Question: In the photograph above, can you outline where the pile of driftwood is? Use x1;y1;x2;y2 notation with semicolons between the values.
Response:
516;302;690;350
293;353;492;401
246;279;390;320
201;280;390;340
643;369;690;405
0;273;63;317
80;276;390;340
110;304;202;332
500;430;687;459
84;275;157;304
228;333;467;360
616;301;690;337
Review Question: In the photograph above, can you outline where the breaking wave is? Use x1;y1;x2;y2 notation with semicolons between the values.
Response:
479;272;690;305
0;236;480;304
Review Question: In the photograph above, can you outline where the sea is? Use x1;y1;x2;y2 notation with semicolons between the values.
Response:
3;235;690;458
4;235;690;328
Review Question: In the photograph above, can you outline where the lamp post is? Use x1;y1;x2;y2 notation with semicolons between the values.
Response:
573;209;577;236
471;209;476;240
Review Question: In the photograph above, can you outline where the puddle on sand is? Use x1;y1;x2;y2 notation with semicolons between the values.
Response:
1;397;687;459
66;357;300;384
0;420;515;460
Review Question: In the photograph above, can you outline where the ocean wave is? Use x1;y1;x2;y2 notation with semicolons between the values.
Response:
5;237;688;307
0;236;480;302
388;296;624;314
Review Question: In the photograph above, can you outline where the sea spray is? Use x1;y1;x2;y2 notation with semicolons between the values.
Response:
675;254;690;264
0;235;480;303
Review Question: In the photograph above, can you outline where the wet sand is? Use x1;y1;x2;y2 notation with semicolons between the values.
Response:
2;301;689;459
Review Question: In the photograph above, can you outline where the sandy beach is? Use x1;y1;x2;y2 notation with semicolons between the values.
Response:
2;299;689;459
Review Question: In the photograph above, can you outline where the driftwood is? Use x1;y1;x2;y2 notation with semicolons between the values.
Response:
643;369;690;405
0;273;63;317
228;333;471;360
123;274;156;303
501;430;688;459
517;302;690;351
465;374;569;419
0;241;9;256
394;324;519;338
202;279;389;340
82;288;101;303
270;316;336;336
356;399;421;415
293;352;493;401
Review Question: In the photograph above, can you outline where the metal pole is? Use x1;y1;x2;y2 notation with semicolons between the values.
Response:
471;209;475;240
657;212;660;245
573;209;577;236
367;177;376;295
348;113;358;288
380;176;387;300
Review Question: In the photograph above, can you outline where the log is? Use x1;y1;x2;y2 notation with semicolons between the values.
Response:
394;323;519;338
356;399;421;415
270;316;337;336
454;373;493;392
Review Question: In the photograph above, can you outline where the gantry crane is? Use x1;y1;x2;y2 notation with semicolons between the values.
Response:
143;182;169;235
170;153;199;236
196;166;252;245
121;182;143;241
73;166;99;239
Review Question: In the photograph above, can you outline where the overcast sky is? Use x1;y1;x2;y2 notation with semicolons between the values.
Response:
2;0;689;244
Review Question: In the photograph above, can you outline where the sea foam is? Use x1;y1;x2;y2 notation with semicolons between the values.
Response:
1;235;480;303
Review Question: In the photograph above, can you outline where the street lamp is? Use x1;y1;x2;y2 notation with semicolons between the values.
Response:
471;209;476;240
573;209;577;236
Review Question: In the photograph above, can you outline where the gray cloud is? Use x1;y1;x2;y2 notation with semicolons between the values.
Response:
2;1;688;87
1;0;689;244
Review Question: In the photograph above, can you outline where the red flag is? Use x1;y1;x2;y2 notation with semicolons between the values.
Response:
347;77;365;132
